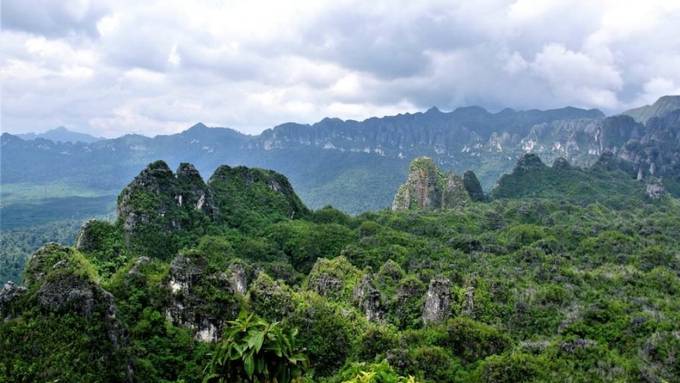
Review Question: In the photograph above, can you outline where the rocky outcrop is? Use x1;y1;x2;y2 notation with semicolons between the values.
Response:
306;257;361;300
0;281;26;320
228;263;249;294
77;160;308;260
6;244;134;380
645;178;666;199
117;161;215;243
175;163;216;215
208;165;309;221
308;272;343;298
248;272;294;321
462;286;475;316
552;157;572;170
514;153;547;173
623;95;680;124
165;253;241;342
75;219;119;253
353;274;385;322
422;277;452;324
392;157;472;210
463;170;486;202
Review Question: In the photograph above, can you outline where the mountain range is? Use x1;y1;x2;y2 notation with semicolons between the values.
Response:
15;126;103;144
2;95;680;214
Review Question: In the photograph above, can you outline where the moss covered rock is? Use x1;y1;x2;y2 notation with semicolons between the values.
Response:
392;157;472;211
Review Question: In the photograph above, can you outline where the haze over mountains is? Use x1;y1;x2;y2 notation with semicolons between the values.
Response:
16;127;103;144
2;95;680;215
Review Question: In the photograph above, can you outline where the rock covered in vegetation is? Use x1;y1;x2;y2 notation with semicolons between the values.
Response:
0;281;26;320
645;178;666;199
165;253;241;342
28;245;127;346
208;165;309;224
228;262;249;294
422;277;452;324
353;274;385;322
552;157;572;170
491;153;652;205
514;153;547;173
463;170;486;202
1;244;134;381
76;160;310;261
248;272;294;321
116;161;215;256
306;256;361;300
75;219;104;252
392;157;472;210
392;276;426;329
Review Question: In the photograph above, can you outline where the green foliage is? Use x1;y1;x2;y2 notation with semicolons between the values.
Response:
268;221;355;273
0;218;84;283
249;273;295;322
203;313;308;383
491;154;649;208
0;312;131;382
209;165;310;229
475;351;547;383
286;293;356;376
4;161;680;383
438;317;511;363
330;360;420;383
306;256;363;301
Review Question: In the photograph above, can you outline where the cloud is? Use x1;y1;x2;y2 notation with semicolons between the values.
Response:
1;0;110;38
2;0;680;137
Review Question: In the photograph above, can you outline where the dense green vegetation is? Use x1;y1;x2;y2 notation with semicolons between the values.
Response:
1;158;679;382
0;219;87;283
0;195;115;229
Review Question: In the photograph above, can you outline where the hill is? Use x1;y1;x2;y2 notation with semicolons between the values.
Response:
490;153;665;207
3;96;680;216
17;126;103;143
1;161;679;382
623;95;680;123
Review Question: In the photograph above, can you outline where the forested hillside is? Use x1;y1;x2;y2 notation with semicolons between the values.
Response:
2;157;678;382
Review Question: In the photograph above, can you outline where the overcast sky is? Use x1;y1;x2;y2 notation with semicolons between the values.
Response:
2;0;680;137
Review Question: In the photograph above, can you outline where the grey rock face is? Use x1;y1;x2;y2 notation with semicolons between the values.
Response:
422;277;452;324
0;281;27;320
165;254;239;342
646;179;666;199
228;263;249;294
353;275;385;322
462;286;475;316
127;256;151;278
37;274;98;315
116;161;215;246
392;157;471;211
175;162;216;214
308;273;343;298
559;338;597;353
75;219;100;252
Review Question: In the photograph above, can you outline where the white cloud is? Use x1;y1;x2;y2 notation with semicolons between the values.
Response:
2;0;680;137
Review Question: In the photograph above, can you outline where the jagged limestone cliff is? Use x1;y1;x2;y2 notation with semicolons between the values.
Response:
491;153;665;203
76;160;309;261
392;157;478;210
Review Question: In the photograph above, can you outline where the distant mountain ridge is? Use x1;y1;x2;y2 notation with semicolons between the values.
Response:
624;95;680;124
16;127;103;143
2;96;680;213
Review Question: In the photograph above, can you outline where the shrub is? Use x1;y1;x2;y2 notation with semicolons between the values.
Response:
438;317;511;363
203;314;307;383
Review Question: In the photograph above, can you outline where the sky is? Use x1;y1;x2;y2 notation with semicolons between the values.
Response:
2;0;680;137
